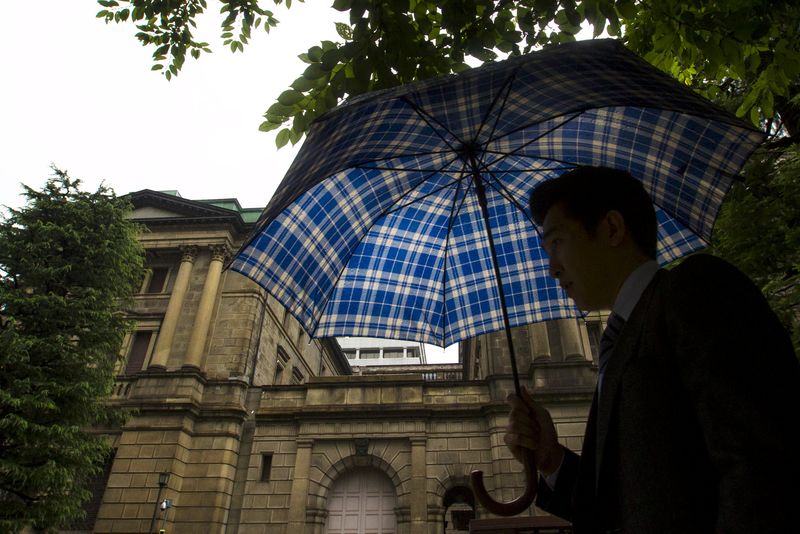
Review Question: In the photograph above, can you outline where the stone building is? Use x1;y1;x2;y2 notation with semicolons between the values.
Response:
79;190;608;534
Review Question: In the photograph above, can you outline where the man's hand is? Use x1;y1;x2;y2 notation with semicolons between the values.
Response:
504;386;564;476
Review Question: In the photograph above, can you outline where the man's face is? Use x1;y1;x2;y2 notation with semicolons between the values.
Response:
541;203;616;311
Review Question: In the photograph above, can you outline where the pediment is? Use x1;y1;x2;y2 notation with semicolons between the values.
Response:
130;205;186;220
125;189;252;232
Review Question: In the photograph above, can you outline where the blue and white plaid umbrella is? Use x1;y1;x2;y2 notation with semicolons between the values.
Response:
232;39;763;353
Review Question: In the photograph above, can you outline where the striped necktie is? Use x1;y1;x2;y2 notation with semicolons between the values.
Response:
598;311;625;394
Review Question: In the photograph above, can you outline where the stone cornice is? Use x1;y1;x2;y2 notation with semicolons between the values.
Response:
127;189;255;234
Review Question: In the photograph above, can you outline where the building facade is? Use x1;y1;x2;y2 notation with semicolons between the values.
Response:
78;190;607;534
338;337;427;368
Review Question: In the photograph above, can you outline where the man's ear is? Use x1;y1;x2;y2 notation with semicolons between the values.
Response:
604;210;627;247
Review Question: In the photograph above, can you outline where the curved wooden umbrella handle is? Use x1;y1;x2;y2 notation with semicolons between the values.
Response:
470;448;538;516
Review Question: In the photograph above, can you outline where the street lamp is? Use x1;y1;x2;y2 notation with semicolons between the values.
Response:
149;472;170;534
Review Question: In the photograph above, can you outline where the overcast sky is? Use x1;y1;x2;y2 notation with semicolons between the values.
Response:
0;1;344;209
0;1;463;361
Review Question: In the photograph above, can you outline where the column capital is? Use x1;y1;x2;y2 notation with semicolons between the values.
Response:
209;244;231;263
179;245;199;263
296;438;315;448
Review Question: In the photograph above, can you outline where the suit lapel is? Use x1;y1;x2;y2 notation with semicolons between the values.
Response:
594;269;665;486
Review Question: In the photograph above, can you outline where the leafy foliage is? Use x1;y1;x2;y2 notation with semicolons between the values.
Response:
96;1;798;350
97;0;800;144
0;169;145;531
712;145;800;355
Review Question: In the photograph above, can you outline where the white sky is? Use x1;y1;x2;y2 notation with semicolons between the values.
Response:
0;1;460;362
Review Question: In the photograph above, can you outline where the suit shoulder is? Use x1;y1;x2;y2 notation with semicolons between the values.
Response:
669;253;748;286
665;253;770;317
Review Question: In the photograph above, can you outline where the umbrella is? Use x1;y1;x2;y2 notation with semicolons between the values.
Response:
230;39;764;514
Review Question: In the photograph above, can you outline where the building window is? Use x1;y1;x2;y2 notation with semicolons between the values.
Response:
407;347;419;359
291;367;304;384
586;320;603;361
383;348;404;359
360;349;379;359
275;345;290;385
144;267;170;294
125;331;154;375
343;350;356;360
546;321;564;360
473;339;482;380
260;453;273;482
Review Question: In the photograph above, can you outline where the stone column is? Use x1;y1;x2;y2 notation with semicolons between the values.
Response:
410;437;427;534
287;439;314;529
558;318;584;360
149;246;197;369
528;322;551;362
183;245;228;370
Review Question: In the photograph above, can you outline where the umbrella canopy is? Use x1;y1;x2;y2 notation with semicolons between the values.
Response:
231;39;763;349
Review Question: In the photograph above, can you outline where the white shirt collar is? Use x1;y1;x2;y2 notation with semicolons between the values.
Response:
611;260;660;321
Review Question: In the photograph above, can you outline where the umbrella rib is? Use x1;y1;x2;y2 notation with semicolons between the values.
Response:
400;95;465;151
474;68;518;168
483;173;537;225
479;111;584;169
441;170;476;344
437;175;466;346
383;174;470;218
375;152;465;217
360;164;572;175
346;148;456;170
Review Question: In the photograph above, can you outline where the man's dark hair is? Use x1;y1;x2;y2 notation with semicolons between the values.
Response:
529;166;658;259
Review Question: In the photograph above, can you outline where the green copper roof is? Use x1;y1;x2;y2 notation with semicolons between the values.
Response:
152;190;263;223
200;198;263;223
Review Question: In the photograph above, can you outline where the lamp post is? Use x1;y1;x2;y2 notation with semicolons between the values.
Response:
149;472;170;534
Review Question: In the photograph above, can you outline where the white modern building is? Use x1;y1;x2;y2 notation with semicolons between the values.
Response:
337;337;427;367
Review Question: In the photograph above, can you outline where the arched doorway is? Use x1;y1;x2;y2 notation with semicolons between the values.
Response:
443;486;475;533
325;466;397;534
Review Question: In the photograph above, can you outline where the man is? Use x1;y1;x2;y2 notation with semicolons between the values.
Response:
505;166;799;533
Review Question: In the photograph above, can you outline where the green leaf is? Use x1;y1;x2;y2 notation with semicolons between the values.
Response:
276;128;291;148
291;76;316;92
278;89;304;106
333;0;352;11
335;22;353;40
321;49;343;70
289;127;303;145
308;46;323;62
303;63;328;80
259;120;283;132
267;101;295;117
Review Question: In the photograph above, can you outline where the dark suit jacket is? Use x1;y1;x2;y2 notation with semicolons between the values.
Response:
536;254;800;533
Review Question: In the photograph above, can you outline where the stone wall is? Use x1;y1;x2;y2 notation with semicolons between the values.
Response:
86;193;597;533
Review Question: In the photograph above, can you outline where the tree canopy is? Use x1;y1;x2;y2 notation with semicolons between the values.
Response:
0;170;145;531
97;0;800;145
96;0;799;349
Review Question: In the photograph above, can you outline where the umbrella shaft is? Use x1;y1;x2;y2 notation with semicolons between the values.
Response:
471;165;523;397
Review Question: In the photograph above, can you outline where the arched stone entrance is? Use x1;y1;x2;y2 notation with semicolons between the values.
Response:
325;466;398;534
443;485;475;533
